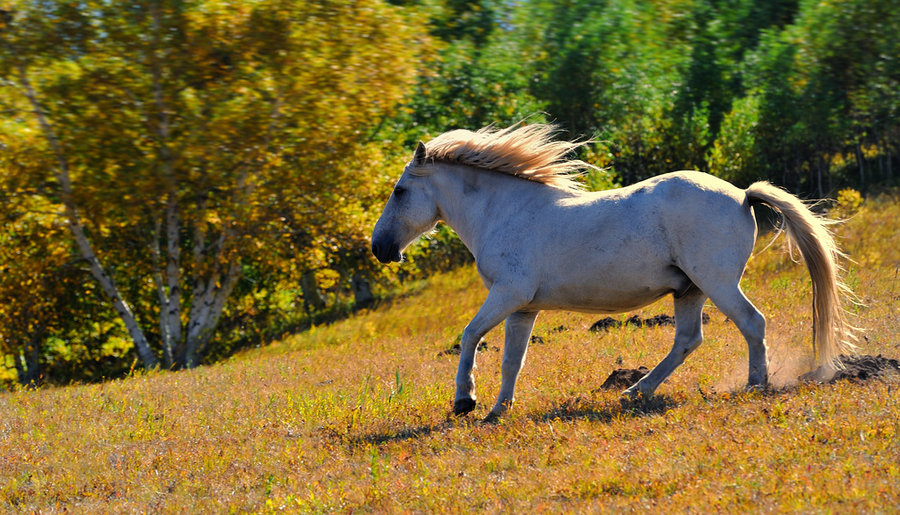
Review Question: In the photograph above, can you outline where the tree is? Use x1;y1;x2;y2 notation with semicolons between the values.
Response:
789;0;900;189
0;197;75;385
393;1;545;141
709;0;900;193
0;0;423;369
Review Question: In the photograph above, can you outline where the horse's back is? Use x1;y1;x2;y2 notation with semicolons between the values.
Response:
523;171;757;312
616;170;748;209
575;170;753;242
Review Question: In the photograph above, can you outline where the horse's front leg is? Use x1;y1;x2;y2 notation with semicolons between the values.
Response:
489;310;539;418
454;287;527;416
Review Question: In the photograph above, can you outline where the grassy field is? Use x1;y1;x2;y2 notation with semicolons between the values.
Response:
2;194;899;512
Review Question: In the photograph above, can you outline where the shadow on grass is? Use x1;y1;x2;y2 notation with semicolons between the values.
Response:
332;363;900;450
346;419;463;448
344;396;682;448
535;394;680;424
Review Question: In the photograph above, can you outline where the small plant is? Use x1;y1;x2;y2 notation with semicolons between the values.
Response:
389;369;405;402
832;188;864;219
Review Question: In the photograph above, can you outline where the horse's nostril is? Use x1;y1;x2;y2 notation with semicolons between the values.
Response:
371;235;400;263
372;239;395;263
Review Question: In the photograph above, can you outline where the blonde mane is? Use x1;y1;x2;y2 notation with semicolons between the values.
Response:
415;123;595;192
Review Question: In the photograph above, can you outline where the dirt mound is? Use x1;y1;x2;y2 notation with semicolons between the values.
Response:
595;355;897;394
438;339;489;356
590;313;710;332
589;318;622;331
799;354;900;383
598;367;650;389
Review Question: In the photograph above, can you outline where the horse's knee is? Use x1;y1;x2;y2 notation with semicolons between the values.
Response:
460;327;482;351
500;361;517;380
675;332;703;358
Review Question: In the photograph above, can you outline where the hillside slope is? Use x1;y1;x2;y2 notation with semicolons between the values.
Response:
2;195;899;512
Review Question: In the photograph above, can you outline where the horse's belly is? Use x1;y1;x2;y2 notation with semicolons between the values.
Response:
529;267;691;313
530;287;673;313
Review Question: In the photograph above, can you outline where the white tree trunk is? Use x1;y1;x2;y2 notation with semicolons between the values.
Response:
184;248;241;368
150;5;184;368
150;219;174;367
189;261;241;366
163;191;182;363
17;65;158;369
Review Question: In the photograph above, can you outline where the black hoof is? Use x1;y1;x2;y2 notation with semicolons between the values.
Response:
454;398;477;416
481;411;501;424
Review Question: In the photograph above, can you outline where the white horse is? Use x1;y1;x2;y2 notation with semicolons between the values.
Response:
371;123;855;419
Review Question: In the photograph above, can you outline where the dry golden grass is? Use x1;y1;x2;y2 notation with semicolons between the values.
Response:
2;195;899;512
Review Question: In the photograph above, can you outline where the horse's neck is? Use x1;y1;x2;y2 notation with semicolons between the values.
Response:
431;164;561;254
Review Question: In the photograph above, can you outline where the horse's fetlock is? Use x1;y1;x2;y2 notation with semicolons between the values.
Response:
747;372;768;387
456;376;476;393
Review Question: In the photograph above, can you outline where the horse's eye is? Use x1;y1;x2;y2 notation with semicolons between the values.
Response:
394;187;406;197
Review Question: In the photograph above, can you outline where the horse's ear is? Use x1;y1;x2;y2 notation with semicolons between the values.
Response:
413;141;427;166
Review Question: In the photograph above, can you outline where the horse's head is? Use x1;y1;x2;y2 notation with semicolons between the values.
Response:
371;141;439;264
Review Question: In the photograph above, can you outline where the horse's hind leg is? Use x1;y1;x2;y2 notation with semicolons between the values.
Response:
706;285;768;387
623;287;707;399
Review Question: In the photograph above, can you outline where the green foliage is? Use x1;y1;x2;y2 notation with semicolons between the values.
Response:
708;94;762;185
707;0;900;192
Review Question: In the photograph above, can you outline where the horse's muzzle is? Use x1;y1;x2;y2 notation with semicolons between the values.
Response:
371;238;402;264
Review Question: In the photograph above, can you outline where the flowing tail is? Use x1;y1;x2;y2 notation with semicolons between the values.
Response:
745;182;857;370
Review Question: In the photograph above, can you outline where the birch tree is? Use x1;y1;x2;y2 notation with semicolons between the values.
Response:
0;0;421;369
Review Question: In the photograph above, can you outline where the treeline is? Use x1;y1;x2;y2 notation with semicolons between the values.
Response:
399;0;899;193
0;0;897;386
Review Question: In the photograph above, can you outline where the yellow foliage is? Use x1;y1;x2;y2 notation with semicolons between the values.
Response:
1;0;430;372
832;188;863;219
